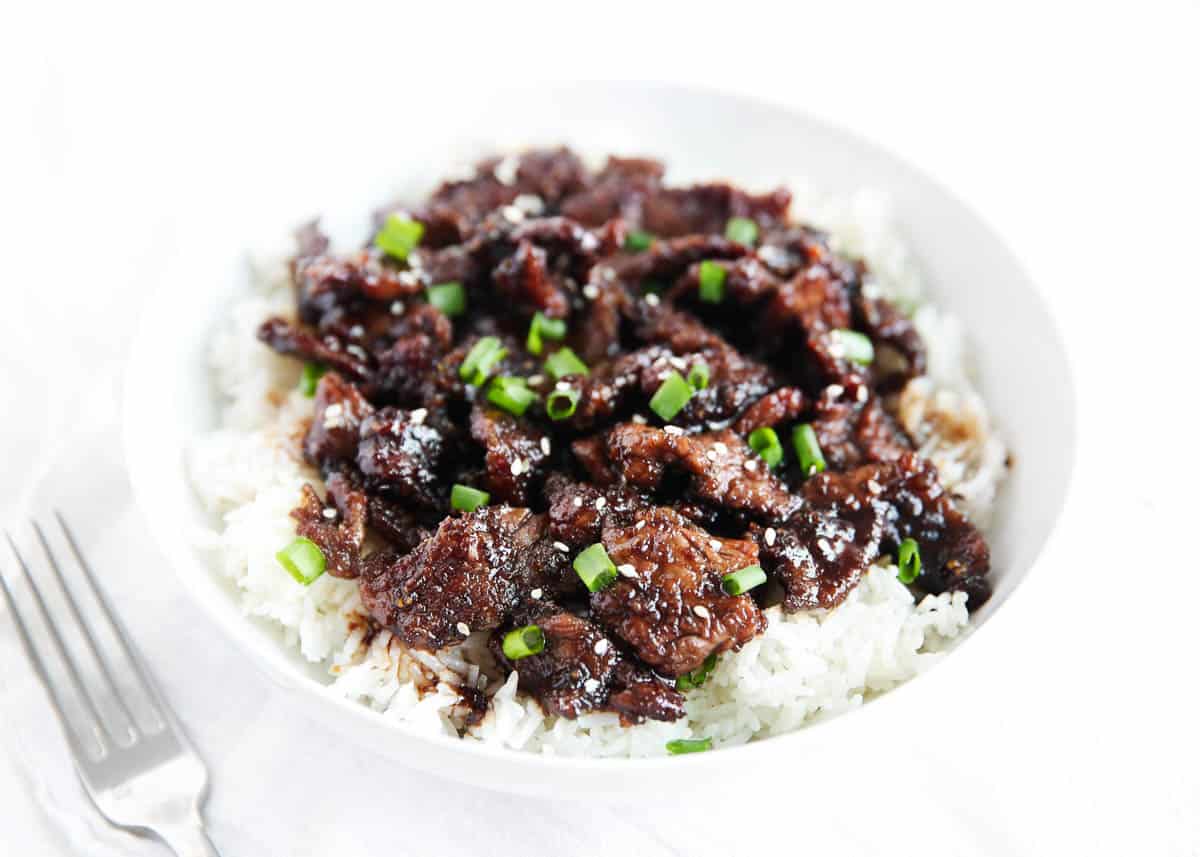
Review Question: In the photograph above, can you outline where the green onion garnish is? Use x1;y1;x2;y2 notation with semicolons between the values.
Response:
544;346;589;380
275;538;326;585
897;538;922;584
624;230;654;252
546;387;581;420
459;336;507;386
487;376;537;417
792;423;826;477
724;217;758;245
375;214;425;260
675;653;717;691
698;260;727;304
525;311;567;356
748;426;783;468
666;737;712;755
573;543;618;592
501;625;546;660
649;371;693;421
687;362;710;391
426;282;467;317
299;362;326;397
450;484;490;513
722;564;767;596
831;329;875;365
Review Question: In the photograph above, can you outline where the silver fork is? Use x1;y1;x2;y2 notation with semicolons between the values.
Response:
0;512;220;856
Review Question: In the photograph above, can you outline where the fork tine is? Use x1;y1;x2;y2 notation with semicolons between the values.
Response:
2;536;108;759
32;520;140;743
54;511;169;732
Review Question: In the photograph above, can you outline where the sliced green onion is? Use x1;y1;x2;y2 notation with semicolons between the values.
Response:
501;625;546;660
687;362;710;391
525;311;567;356
722;564;767;596
724;216;758;245
573;543;618;593
546;387;581;421
275;538;326;585
544;346;589;380
675;653;717;691
697;260;727;304
831;329;875;365
487;376;537;417
649;371;693;421
450;484;490;513
299;362;326;397
792;423;827;477
426;281;467;317
459;336;507;386
748;426;783;468
375;214;424;260
624;230;654;252
897;538;922;584
666;737;712;755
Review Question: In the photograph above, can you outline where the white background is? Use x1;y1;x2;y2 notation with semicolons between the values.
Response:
2;1;1198;854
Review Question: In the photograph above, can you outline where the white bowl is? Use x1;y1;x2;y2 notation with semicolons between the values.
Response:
124;81;1075;798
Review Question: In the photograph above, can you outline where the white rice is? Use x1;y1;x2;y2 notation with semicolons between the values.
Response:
188;180;1006;758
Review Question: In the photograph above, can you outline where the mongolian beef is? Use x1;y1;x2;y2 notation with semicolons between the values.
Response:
252;147;993;740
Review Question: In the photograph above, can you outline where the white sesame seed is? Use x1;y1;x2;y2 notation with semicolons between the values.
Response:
530;588;543;599
322;403;344;429
829;342;846;359
706;450;719;462
527;374;545;386
645;293;661;306
600;267;615;283
593;639;610;655
617;563;638;578
348;324;365;338
635;520;646;530
764;527;777;546
827;384;845;398
692;605;711;619
857;385;869;403
501;205;525;223
595;496;607;510
632;414;648;425
494;155;518;185
510;459;526;476
347;344;369;361
808;464;818;476
867;479;882;495
573;497;583;508
743;459;759;472
669;356;688;371
663;425;684;436
540;437;551;455
456;622;471;636
582;284;600;300
555;380;572;392
709;539;722;551
410;407;427;425
553;541;569;554
583;678;601;693
817;538;835;560
513;193;544;215
713;442;728;454
322;507;337;520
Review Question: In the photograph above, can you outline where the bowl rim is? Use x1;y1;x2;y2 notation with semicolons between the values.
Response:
121;78;1077;776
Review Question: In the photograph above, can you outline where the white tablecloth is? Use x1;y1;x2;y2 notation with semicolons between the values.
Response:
3;3;1198;854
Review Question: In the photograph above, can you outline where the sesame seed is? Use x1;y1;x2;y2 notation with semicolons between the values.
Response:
645;293;661;306
582;283;600;300
322;403;344;428
713;442;728;454
583;678;601;693
808;464;818;476
348;324;364;338
829;342;846;359
530;588;543;599
573;497;583;508
456;622;471;636
867;479;882;494
706;449;718;461
669;356;688;371
635;520;646;530
600;267;615;283
692;605;711;619
346;344;368;361
390;300;405;315
322;508;337;520
764;527;777;546
593;639;610;655
510;459;526;476
743;459;759;472
410;407;427;425
540;437;551;455
617;563;638;578
632;414;648;425
709;539;722;551
827;384;845;398
527;374;545;386
663;425;684;436
513;193;544;215
595;496;607;510
817;538;834;559
555;380;572;392
501;205;525;223
494;155;518;185
553;541;569;553
857;385;869;403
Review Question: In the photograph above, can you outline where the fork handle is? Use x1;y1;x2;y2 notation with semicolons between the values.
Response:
155;823;221;857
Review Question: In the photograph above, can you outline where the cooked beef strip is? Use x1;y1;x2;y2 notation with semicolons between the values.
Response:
264;147;995;726
592;507;766;676
491;605;685;724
